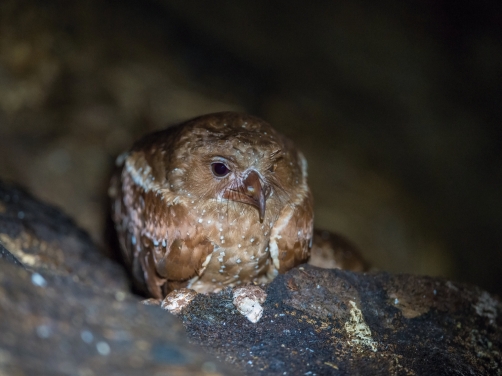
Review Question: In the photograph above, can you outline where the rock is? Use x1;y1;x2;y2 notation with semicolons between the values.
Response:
0;179;500;375
0;240;24;267
180;266;501;375
0;180;129;292
0;260;232;375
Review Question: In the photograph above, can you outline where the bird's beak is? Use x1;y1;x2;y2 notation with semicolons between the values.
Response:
223;170;268;222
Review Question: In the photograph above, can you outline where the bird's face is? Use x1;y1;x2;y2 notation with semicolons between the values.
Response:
166;114;303;223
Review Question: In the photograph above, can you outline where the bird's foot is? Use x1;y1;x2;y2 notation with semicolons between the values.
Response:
141;298;162;306
160;288;198;315
232;285;267;323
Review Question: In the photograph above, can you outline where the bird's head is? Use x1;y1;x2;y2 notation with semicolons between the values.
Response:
165;112;307;223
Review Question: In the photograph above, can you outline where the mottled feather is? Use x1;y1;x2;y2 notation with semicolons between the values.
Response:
110;112;314;298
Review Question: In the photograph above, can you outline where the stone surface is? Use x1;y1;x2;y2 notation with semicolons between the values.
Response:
0;240;24;267
0;179;500;375
0;180;129;292
180;265;502;375
0;260;232;376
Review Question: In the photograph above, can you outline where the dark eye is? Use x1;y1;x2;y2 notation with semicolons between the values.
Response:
211;162;230;177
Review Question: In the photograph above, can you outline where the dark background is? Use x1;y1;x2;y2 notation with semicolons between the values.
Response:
0;1;501;295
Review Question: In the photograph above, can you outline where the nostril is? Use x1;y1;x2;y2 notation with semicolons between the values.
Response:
264;185;272;198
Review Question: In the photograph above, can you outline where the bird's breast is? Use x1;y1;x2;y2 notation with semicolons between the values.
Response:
185;201;278;293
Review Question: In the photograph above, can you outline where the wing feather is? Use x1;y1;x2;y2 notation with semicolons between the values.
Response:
269;149;313;274
110;151;214;299
269;190;313;273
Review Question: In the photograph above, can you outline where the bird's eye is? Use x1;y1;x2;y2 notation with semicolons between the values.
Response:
211;162;230;177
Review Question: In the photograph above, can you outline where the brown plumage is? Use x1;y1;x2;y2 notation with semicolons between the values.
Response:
110;112;314;299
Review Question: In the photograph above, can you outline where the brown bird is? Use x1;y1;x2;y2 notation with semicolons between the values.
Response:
110;112;314;300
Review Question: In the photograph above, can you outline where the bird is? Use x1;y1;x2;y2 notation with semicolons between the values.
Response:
109;112;314;300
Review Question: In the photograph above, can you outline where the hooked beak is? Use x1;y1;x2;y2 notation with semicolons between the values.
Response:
223;170;269;222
